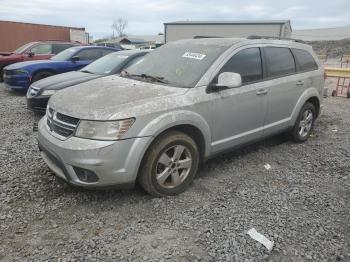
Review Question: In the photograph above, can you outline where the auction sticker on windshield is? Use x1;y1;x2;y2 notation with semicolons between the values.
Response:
182;52;206;60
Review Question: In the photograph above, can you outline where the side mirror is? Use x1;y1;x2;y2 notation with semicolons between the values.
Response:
71;56;80;62
28;52;35;57
209;72;242;92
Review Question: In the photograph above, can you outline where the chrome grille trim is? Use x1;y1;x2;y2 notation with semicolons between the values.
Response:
46;107;79;139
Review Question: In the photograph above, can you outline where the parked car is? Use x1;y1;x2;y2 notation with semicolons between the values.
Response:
38;38;324;196
3;46;120;91
0;41;79;81
26;49;150;112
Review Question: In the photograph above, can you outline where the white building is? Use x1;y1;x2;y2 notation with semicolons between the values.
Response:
164;20;292;43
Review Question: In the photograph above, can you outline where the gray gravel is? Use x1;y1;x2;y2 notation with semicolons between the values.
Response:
0;83;349;262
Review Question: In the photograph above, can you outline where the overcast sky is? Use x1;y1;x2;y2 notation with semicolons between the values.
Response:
1;0;349;39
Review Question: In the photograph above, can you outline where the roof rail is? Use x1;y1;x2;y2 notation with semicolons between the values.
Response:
247;35;306;44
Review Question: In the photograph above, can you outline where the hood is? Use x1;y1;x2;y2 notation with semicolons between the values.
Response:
32;71;101;90
5;60;56;70
49;75;190;120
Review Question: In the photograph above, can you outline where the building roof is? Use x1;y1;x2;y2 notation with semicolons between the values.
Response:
126;35;164;43
100;35;164;45
0;20;84;30
164;20;290;25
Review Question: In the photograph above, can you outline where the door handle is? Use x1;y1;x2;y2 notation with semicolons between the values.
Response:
256;89;268;95
296;80;305;86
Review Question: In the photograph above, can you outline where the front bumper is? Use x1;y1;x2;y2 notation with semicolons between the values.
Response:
37;117;152;188
4;77;30;90
26;95;49;112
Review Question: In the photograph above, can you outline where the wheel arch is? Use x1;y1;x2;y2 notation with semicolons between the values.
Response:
291;88;321;126
306;96;320;117
128;111;211;183
31;68;56;83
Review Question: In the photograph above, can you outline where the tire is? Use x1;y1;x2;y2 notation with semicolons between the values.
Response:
347;91;350;98
0;67;3;82
289;102;316;142
31;71;54;83
138;131;199;197
331;90;337;97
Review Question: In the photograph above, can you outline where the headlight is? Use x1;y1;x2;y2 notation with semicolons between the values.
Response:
75;118;135;140
13;69;28;75
41;89;57;96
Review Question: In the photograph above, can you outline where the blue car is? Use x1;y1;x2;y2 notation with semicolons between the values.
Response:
3;46;120;91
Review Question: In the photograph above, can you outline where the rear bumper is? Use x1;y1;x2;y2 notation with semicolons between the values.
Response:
37;117;153;188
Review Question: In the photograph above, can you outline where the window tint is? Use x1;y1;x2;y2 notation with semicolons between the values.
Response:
52;44;74;54
265;47;295;77
102;49;115;56
292;49;318;72
124;56;144;69
30;44;52;55
76;49;103;60
218;47;262;84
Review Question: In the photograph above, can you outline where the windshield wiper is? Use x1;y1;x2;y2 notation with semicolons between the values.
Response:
80;70;94;74
122;71;168;84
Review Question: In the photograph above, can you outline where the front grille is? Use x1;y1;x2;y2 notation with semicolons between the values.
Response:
56;112;79;125
46;107;79;138
3;69;14;76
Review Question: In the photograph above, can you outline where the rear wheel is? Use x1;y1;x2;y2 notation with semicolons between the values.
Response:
32;71;54;83
138;131;199;197
331;90;337;97
289;102;316;142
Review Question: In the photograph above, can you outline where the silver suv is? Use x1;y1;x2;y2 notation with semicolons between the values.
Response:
38;38;324;196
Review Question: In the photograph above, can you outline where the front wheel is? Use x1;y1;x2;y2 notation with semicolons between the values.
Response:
138;131;199;197
289;102;316;142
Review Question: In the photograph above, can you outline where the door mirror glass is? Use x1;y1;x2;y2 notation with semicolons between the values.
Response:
71;56;80;62
216;72;242;88
28;51;35;57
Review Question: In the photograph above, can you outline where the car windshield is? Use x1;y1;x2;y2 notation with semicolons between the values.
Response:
124;40;230;87
81;52;129;75
51;47;79;61
13;42;36;54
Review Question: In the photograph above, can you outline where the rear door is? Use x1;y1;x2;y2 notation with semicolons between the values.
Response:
262;46;303;135
291;48;321;94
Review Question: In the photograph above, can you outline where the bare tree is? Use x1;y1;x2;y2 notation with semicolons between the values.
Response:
111;18;128;38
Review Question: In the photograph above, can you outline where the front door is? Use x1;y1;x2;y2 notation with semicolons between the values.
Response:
210;47;268;153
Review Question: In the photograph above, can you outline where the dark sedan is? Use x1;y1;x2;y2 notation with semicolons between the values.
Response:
26;49;150;112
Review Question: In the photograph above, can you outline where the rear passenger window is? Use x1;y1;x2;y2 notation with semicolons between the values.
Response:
265;47;296;78
218;47;262;84
76;49;103;60
292;49;318;72
52;44;74;54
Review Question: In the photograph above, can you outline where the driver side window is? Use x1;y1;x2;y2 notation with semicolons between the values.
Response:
217;47;263;84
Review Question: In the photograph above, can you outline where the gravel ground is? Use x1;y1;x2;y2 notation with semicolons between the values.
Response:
0;82;349;262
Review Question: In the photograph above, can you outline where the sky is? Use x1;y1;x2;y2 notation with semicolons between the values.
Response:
1;0;349;39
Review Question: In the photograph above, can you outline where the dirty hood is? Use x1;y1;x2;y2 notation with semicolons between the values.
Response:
32;71;101;90
49;75;190;120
